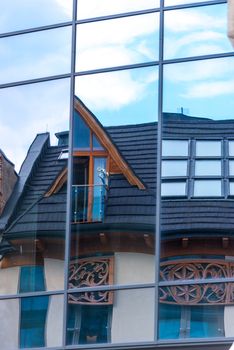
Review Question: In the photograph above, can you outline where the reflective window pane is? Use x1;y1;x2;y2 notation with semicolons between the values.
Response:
76;13;159;71
164;4;232;59
194;180;221;196
229;181;234;195
75;67;158;125
163;57;234;120
162;140;188;157
162;160;187;177
196;141;221;157
0;295;63;349
0;1;72;33
67;288;155;345
0;27;71;84
159;283;233;339
195;160;221;176
77;0;159;19
161;181;186;196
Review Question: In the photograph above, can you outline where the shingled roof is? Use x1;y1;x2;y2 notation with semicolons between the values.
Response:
2;111;234;240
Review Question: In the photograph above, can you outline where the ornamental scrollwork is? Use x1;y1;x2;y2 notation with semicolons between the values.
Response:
68;257;114;305
160;259;234;305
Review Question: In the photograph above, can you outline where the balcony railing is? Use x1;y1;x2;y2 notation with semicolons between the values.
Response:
72;184;107;223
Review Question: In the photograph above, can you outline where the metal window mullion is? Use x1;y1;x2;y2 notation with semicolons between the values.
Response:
155;0;165;344
62;0;78;347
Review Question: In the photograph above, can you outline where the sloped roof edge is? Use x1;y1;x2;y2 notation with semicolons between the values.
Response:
0;133;50;231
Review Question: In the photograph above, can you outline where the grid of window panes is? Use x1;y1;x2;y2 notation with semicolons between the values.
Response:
0;0;234;349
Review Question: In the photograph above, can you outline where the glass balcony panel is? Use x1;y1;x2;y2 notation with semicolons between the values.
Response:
75;13;159;71
0;1;72;33
67;288;155;345
164;4;232;60
77;0;159;19
0;295;63;349
159;282;234;339
0;26;71;84
195;160;221;176
72;185;106;223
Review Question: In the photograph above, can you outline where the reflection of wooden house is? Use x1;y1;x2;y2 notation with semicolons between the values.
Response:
0;99;234;348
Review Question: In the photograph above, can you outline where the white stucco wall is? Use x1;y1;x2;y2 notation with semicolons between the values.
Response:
44;258;64;291
111;287;154;343
224;306;234;337
46;294;64;347
0;298;19;350
114;252;155;285
0;266;19;294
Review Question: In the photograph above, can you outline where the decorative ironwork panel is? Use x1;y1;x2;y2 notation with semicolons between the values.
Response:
69;257;114;305
160;259;234;305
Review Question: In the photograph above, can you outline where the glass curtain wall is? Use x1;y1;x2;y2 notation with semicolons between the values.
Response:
0;0;234;349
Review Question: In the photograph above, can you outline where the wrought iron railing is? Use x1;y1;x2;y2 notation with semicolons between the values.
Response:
72;184;106;223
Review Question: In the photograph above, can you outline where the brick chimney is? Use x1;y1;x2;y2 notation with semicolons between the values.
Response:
0;150;18;215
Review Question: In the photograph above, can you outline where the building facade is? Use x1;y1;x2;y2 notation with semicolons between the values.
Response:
0;0;234;349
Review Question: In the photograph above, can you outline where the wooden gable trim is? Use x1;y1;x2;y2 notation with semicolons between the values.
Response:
45;168;67;197
75;98;145;190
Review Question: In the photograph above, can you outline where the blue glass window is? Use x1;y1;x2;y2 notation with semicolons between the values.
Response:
73;111;90;150
19;266;49;348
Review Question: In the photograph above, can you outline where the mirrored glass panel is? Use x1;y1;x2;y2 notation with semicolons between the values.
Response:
67;288;155;345
75;66;158;125
0;79;69;294
0;26;71;84
229;181;234;195
69;67;157;286
161;52;234;284
195;160;221;176
77;0;159;19
76;13;159;71
164;4;232;59
196;141;221;157
0;294;63;349
163;57;234;120
159;282;234;339
0;1;72;33
162;140;188;157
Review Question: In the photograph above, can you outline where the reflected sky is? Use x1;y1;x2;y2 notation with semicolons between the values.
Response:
77;0;159;19
164;4;232;59
0;27;71;84
75;66;158;126
163;57;234;119
76;13;159;71
0;0;72;33
0;79;70;171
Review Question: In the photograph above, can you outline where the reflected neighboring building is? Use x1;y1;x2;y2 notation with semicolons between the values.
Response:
1;98;234;348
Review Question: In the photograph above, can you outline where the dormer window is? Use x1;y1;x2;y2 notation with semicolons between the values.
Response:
72;111;108;223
